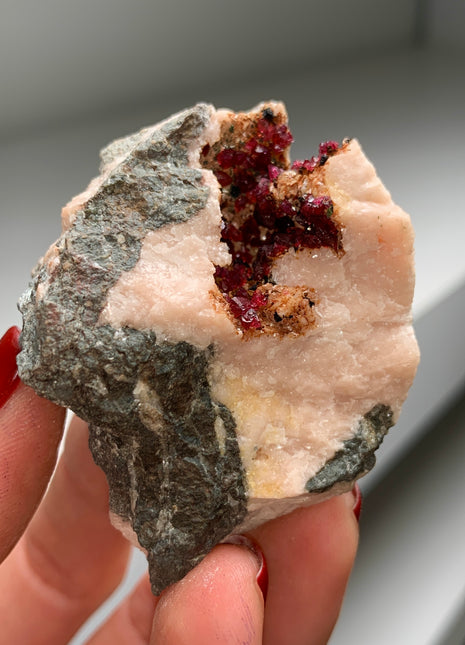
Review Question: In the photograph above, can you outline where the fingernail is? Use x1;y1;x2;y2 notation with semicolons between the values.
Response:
0;327;21;409
222;534;268;601
352;483;362;522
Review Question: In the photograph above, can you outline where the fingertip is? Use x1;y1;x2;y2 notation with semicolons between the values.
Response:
222;534;268;600
0;382;66;561
249;494;359;645
325;492;360;584
152;542;264;644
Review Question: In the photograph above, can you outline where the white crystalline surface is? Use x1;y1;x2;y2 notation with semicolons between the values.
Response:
210;141;418;498
99;171;235;347
101;115;419;500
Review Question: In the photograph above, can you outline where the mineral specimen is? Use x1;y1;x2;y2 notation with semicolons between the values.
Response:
17;102;419;593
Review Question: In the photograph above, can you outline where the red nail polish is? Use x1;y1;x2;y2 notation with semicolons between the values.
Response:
352;483;362;522
222;534;268;601
255;548;268;601
0;327;21;409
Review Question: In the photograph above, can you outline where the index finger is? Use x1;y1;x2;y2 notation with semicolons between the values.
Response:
0;326;66;561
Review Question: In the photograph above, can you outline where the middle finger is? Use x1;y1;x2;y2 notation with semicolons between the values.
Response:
0;415;131;645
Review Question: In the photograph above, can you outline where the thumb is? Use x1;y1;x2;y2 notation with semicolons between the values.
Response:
151;538;266;644
0;327;66;562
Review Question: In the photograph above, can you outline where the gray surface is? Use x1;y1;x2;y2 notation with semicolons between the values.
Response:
331;386;465;645
0;0;417;137
429;0;465;50
17;105;249;593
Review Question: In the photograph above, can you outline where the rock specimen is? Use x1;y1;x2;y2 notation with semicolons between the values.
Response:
17;102;419;593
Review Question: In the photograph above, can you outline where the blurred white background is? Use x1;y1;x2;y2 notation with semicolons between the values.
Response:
0;1;464;643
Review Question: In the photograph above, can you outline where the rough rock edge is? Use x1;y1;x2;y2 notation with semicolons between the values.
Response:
17;103;399;593
17;104;248;593
305;403;394;493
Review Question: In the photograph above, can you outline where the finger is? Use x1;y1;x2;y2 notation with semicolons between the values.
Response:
0;326;66;562
151;541;265;644
250;491;359;645
0;414;131;645
86;492;357;645
86;574;158;645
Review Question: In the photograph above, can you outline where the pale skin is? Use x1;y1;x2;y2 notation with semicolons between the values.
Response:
0;381;359;644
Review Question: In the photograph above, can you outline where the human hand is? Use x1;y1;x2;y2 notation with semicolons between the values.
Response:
0;326;360;644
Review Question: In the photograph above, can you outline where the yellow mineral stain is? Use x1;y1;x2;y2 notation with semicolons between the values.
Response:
247;456;287;498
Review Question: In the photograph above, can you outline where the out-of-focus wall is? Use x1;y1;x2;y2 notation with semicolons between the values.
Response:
0;0;417;137
429;0;465;50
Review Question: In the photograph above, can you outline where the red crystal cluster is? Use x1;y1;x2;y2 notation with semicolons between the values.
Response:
202;109;341;332
291;140;340;173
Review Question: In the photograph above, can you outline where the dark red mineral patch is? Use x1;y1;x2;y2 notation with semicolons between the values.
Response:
201;107;343;334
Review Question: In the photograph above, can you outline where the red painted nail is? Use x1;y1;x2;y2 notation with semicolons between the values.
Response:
222;534;268;601
255;547;269;601
352;483;362;522
0;326;21;409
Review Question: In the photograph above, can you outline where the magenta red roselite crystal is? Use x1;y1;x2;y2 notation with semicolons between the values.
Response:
201;110;342;332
